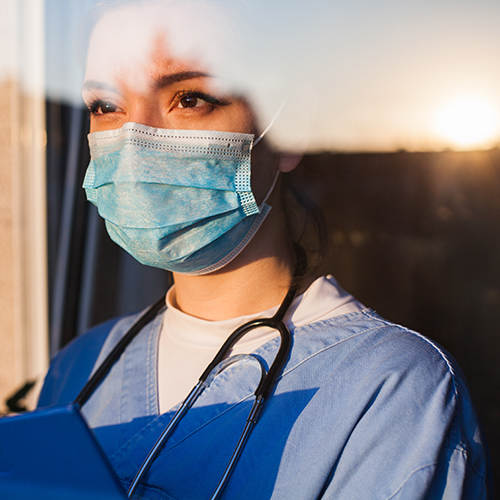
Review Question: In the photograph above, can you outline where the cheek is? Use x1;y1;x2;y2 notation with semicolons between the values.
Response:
89;113;127;133
211;102;255;134
211;97;257;134
233;105;257;134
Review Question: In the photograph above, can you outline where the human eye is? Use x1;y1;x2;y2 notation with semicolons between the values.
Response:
85;98;123;116
173;91;229;110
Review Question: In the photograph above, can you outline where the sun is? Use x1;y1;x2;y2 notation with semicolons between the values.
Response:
432;95;500;150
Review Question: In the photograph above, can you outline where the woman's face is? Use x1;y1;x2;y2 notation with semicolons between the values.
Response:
82;8;256;136
82;6;279;203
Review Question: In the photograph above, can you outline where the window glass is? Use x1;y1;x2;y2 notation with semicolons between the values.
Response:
43;0;500;480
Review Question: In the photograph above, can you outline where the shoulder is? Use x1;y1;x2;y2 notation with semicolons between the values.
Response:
292;309;472;422
37;313;140;408
286;310;491;498
292;309;456;381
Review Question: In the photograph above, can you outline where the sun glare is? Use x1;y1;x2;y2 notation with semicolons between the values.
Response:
433;95;500;150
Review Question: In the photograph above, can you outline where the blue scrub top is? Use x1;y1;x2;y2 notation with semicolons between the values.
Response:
39;307;492;499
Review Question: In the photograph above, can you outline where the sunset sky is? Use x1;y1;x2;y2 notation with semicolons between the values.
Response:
18;0;500;152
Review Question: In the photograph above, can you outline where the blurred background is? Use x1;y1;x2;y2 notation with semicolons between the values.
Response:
0;0;499;490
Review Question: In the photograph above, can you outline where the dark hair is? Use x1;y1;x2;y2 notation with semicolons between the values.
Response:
281;168;329;275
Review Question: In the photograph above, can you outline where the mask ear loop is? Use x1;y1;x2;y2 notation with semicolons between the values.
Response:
253;98;288;147
259;169;279;210
253;98;287;208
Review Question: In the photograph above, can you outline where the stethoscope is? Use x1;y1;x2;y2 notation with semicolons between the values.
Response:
73;245;306;499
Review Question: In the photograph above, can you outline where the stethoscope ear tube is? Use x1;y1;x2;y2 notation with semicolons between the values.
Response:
127;380;205;497
208;394;265;500
78;244;307;499
74;296;166;408
199;242;306;394
128;355;267;498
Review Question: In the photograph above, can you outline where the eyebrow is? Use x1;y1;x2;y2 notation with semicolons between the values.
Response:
152;71;210;90
82;71;210;94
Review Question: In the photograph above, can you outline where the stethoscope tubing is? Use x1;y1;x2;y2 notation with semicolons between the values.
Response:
127;380;206;496
208;394;265;500
73;296;166;408
74;245;306;499
126;316;293;498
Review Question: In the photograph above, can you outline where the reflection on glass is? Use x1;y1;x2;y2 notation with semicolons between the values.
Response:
45;0;500;153
39;0;500;490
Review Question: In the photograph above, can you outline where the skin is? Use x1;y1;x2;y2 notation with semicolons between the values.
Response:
83;8;301;321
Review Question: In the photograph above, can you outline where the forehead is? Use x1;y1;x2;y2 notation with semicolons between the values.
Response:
85;3;234;93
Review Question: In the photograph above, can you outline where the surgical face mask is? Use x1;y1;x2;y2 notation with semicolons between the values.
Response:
83;122;276;275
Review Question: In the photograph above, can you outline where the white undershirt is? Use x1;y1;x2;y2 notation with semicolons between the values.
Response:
158;275;364;413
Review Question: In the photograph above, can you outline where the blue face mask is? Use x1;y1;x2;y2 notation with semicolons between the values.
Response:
83;122;273;275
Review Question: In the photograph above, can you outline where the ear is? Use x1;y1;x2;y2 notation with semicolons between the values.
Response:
278;153;303;173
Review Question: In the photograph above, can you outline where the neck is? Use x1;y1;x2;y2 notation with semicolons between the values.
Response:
170;208;296;320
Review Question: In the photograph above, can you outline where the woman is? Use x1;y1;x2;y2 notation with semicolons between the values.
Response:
38;1;491;498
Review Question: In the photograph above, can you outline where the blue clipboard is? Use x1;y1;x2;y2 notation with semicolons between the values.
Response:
0;404;127;500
